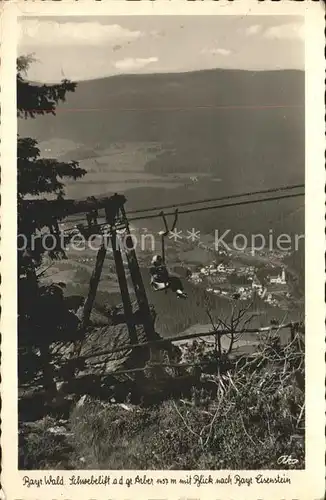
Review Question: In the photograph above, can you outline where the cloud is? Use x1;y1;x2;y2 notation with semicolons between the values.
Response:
150;30;166;38
264;23;304;40
245;22;304;40
201;47;231;56
245;25;262;36
19;20;143;47
114;57;158;71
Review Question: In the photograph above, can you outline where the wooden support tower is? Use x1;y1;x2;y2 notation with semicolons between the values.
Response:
80;239;108;330
24;193;156;347
119;205;156;340
110;228;138;345
78;194;156;345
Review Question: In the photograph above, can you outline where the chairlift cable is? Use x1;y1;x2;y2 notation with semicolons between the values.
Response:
63;185;304;233
128;192;304;222
127;183;304;216
62;183;304;227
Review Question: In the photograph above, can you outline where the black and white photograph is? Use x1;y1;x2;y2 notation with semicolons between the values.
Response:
0;5;319;493
16;13;308;472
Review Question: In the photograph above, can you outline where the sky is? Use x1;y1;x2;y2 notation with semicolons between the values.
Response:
18;16;304;83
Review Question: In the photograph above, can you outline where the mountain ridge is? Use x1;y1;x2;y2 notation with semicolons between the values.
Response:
18;67;304;240
28;67;304;86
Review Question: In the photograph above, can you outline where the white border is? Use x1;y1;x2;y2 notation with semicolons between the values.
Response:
1;1;325;499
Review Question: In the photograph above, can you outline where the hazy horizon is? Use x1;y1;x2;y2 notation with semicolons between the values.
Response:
18;15;304;83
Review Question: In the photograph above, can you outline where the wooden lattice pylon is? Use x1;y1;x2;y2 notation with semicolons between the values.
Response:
79;194;156;346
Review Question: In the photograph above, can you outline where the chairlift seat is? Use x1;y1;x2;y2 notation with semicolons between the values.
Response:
151;279;170;291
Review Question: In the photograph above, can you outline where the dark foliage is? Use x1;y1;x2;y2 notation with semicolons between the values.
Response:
17;54;86;226
17;56;86;388
18;138;85;199
17;55;77;119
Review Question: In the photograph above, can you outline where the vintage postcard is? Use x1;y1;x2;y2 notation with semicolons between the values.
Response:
1;0;325;499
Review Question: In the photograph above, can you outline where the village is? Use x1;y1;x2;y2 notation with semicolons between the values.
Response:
189;257;290;308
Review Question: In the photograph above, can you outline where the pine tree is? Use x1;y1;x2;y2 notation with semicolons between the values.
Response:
17;55;86;264
17;56;86;395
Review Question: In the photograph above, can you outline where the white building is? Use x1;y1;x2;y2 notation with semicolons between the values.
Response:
217;263;227;273
192;273;203;283
269;268;286;285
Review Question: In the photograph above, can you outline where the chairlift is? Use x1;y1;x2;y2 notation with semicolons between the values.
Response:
150;209;187;299
158;208;178;265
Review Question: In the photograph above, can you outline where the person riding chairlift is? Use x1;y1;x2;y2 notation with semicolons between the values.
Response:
150;255;187;299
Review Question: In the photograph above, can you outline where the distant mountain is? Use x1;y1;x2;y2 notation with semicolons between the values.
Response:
18;68;304;240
